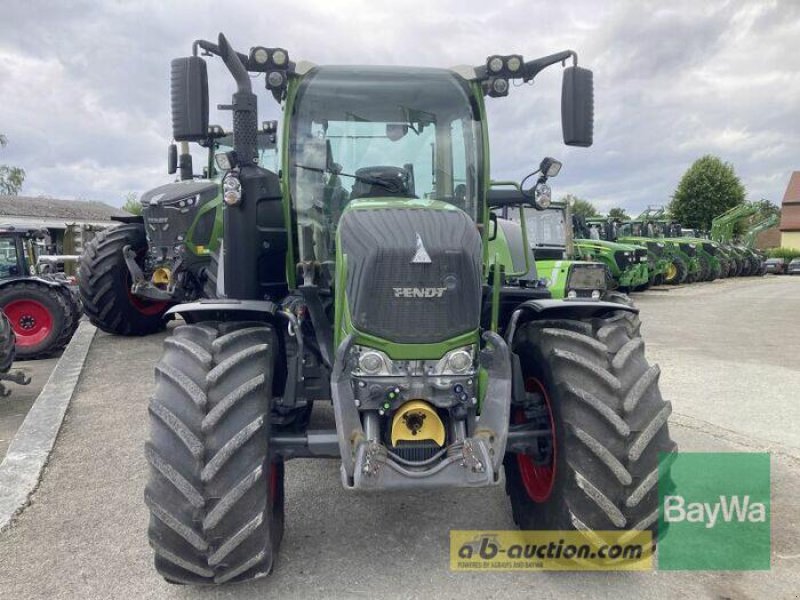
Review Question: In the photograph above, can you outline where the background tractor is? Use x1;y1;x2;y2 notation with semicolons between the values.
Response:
0;225;81;359
493;195;627;302
143;34;675;585
572;215;650;291
710;203;771;277
79;124;280;336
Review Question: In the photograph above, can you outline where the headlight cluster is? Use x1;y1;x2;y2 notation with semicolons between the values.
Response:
222;174;242;206
433;346;475;376
353;345;476;377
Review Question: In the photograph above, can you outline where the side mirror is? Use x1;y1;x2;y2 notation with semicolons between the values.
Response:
170;56;209;142
167;144;178;174
561;66;593;147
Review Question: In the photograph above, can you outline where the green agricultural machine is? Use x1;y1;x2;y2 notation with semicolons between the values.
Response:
0;225;82;359
617;210;702;285
143;34;675;585
596;217;670;286
573;216;650;291
711;203;771;277
492;197;619;301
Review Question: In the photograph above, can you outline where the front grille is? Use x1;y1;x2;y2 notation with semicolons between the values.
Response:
614;250;631;270
647;241;664;257
339;208;482;344
390;440;440;462
141;180;219;252
679;243;697;257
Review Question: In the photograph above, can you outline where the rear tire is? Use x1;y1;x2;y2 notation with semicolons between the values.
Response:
79;224;170;336
145;321;284;585
505;312;676;540
0;281;77;359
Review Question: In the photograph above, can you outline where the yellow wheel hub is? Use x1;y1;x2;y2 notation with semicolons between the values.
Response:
665;262;677;281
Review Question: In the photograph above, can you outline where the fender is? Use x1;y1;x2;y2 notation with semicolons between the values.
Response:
504;298;638;344
0;275;66;290
111;214;145;224
164;298;277;321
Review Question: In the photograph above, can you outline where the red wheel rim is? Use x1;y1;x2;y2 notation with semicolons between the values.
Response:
126;274;170;316
515;377;557;502
5;299;54;347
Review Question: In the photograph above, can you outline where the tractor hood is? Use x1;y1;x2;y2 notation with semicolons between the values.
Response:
337;201;482;345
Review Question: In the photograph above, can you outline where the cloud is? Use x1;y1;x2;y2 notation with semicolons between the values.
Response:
0;0;797;214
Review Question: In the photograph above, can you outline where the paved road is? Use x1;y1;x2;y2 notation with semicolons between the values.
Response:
1;277;799;599
0;354;61;460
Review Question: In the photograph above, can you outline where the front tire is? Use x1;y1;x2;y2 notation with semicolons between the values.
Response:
663;256;687;285
79;224;170;336
145;321;283;585
505;312;676;539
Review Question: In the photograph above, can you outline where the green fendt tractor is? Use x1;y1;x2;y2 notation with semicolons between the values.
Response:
573;216;650;291
144;34;675;585
493;197;622;302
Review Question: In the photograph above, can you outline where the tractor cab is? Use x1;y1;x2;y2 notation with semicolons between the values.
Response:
0;225;51;279
288;66;482;273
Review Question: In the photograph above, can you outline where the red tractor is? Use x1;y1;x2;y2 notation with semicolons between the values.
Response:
0;225;81;359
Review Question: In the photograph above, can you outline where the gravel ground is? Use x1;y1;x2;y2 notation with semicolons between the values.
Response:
0;276;798;600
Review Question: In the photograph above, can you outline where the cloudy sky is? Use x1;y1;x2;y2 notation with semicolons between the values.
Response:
1;0;798;214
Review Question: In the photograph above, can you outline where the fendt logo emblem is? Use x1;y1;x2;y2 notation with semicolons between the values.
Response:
393;287;447;298
411;233;432;264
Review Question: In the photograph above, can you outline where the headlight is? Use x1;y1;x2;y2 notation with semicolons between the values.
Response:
223;174;242;206
506;56;522;73
488;56;504;73
253;47;269;64
434;346;476;376
359;350;387;375
534;183;551;208
272;49;288;66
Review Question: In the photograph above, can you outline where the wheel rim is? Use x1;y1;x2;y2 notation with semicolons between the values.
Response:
126;272;170;316
515;377;557;502
665;262;677;281
4;299;54;347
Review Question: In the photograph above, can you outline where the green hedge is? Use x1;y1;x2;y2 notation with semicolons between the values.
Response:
766;247;800;260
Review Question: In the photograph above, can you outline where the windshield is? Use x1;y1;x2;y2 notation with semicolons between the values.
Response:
289;66;483;264
506;206;566;246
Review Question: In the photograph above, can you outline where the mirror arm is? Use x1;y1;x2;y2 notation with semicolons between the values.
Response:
193;39;251;70
522;50;577;81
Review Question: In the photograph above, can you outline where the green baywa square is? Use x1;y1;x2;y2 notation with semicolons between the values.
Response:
658;452;770;570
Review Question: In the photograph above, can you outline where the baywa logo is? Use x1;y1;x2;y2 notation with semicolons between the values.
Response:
658;452;771;571
663;494;766;529
393;287;447;298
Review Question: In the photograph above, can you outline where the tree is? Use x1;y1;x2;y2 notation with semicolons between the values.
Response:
752;198;780;220
122;192;142;215
0;134;25;195
561;194;598;218
669;155;746;230
608;207;630;221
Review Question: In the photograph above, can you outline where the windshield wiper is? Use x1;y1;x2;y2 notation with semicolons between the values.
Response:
294;163;402;194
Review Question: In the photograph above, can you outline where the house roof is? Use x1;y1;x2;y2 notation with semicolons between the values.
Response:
780;172;800;232
0;195;129;225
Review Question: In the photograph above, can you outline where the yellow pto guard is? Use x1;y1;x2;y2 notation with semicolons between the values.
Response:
390;400;446;446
